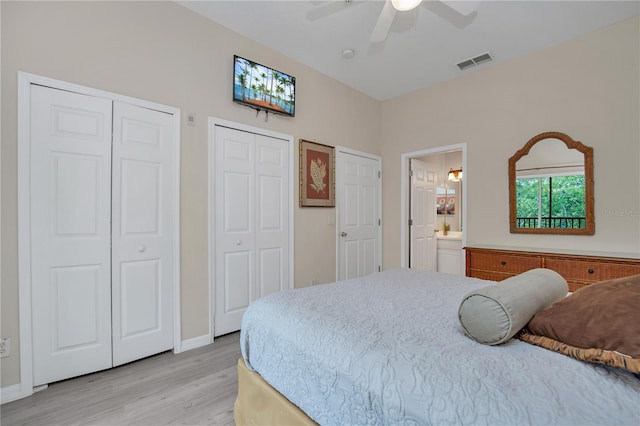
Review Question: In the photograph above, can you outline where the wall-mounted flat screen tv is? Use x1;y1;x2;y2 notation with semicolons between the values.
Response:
233;55;296;117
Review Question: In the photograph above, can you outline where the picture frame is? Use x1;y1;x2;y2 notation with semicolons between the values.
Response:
437;188;456;215
446;196;455;215
299;139;335;207
437;196;446;215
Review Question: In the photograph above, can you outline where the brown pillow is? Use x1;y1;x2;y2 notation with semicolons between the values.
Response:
518;274;640;373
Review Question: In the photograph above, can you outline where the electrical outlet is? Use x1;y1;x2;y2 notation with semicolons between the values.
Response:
0;337;10;358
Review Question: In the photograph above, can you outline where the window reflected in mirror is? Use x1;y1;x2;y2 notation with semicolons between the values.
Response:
509;132;594;235
516;175;586;228
515;138;585;229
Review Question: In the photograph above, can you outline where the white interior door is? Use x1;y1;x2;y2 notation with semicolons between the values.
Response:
337;151;381;281
409;159;437;270
214;126;289;336
111;102;174;366
31;85;113;386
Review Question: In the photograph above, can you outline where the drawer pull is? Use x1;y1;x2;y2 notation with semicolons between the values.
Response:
588;268;595;274
500;260;507;266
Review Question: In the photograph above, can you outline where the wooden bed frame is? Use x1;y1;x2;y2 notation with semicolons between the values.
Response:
234;358;317;425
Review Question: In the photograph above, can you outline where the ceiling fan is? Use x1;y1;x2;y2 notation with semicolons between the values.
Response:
371;0;481;43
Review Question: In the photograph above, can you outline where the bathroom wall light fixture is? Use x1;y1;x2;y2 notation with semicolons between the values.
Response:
448;168;463;181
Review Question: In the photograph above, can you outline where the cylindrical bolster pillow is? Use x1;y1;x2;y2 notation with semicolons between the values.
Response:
458;268;568;345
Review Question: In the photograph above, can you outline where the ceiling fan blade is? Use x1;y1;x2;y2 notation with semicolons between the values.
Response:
439;0;481;16
306;0;362;22
370;0;397;43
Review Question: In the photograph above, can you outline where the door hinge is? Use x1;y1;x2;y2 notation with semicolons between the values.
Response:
409;170;414;177
378;170;381;178
378;265;381;272
378;219;381;226
409;219;413;226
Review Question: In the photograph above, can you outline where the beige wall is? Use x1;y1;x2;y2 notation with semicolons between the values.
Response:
381;17;640;268
0;1;381;388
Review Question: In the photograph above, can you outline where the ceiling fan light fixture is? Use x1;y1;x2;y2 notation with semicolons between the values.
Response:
391;0;422;12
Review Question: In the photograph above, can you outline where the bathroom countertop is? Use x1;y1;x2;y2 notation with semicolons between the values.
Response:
436;231;462;240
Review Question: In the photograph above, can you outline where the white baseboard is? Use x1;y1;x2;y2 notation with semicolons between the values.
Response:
1;383;32;405
178;333;213;353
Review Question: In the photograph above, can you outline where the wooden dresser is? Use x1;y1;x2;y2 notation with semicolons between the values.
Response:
465;247;640;292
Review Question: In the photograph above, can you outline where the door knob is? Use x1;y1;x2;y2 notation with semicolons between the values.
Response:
340;231;347;237
236;240;242;246
137;245;146;253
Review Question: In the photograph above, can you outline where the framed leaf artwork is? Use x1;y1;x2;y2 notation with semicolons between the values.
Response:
299;139;335;207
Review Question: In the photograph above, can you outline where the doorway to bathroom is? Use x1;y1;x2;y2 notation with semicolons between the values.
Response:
400;144;467;274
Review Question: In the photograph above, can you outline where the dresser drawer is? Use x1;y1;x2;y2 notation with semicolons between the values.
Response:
466;247;640;288
469;252;543;274
545;258;640;282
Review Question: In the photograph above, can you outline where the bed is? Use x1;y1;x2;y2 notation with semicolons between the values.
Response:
236;268;640;425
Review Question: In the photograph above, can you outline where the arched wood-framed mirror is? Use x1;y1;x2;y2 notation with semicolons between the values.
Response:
509;131;594;235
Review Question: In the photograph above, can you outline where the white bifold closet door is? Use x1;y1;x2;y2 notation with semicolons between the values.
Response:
30;85;174;386
214;126;289;336
111;102;174;366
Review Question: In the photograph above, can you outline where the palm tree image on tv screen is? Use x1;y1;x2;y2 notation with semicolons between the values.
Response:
234;56;296;116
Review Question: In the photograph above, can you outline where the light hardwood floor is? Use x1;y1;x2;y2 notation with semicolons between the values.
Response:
1;332;241;426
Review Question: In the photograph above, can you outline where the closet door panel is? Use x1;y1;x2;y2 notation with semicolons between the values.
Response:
258;247;283;296
120;259;161;337
120;159;161;235
255;135;289;297
224;251;253;312
111;102;174;366
53;154;101;235
31;85;113;386
214;127;256;336
51;266;103;349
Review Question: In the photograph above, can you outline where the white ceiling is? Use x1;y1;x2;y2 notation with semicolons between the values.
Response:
178;0;639;101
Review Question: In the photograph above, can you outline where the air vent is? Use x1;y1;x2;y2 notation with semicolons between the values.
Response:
456;52;493;71
457;59;475;71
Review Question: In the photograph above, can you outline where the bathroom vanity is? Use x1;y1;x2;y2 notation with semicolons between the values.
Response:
436;231;463;275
